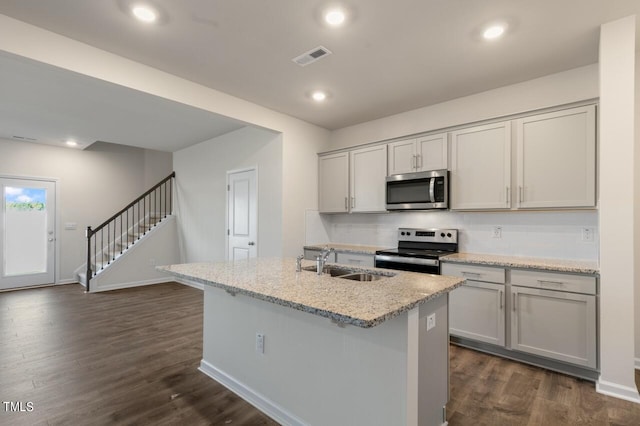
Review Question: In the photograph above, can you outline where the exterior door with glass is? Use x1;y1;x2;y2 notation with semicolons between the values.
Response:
0;178;56;290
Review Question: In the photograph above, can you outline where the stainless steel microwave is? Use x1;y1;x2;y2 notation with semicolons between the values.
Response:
386;169;449;210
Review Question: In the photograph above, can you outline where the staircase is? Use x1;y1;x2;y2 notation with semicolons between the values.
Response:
77;172;176;291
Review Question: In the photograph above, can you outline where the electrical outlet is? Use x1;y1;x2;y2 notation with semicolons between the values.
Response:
492;226;502;239
582;227;594;242
256;333;265;354
426;313;436;331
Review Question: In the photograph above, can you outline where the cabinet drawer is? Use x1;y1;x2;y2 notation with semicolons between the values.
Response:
441;263;505;284
511;270;596;295
336;252;375;267
303;248;336;263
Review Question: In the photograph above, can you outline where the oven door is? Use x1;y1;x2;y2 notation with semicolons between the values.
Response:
375;255;440;274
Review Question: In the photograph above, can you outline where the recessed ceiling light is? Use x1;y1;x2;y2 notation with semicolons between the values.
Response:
312;91;327;102
132;5;157;23
483;24;506;40
65;140;78;147
324;9;346;26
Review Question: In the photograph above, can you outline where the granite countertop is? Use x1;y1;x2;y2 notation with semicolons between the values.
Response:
442;252;599;275
304;243;389;255
158;258;464;328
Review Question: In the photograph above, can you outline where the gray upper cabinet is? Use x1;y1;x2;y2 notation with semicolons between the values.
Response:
450;121;512;210
516;105;596;208
387;133;447;175
318;152;349;213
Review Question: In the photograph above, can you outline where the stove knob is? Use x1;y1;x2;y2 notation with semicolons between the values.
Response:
401;232;405;236
440;232;445;238
447;233;452;238
406;232;411;236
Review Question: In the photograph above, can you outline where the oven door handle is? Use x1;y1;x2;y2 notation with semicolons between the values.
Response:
375;255;439;267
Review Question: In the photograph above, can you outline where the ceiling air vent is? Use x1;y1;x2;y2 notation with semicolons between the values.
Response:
292;46;332;66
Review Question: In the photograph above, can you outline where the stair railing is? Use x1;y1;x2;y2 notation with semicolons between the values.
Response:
85;172;175;291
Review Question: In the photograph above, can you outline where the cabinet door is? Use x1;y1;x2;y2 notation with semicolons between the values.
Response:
350;145;387;212
417;133;448;171
516;105;596;208
387;139;416;175
318;152;349;213
336;252;375;267
450;122;511;210
449;281;505;346
510;286;596;368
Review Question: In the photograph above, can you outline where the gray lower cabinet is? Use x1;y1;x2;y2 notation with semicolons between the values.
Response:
303;248;336;263
449;280;505;346
335;252;375;267
443;261;598;375
442;263;506;346
510;270;597;369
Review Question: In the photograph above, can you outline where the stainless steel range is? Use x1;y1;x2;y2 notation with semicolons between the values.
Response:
375;228;458;274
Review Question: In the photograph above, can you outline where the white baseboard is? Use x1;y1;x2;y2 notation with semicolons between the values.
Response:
199;359;307;426
57;279;78;285
176;277;204;291
90;278;172;293
596;378;640;404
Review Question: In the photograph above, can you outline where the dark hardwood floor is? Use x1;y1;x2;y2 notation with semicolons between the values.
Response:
0;282;277;426
1;282;640;425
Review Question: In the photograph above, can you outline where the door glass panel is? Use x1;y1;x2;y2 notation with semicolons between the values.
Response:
4;186;48;276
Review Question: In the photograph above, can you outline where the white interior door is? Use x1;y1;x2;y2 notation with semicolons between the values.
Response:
0;178;56;290
227;169;257;261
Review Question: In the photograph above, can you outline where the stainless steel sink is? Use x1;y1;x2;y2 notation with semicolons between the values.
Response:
302;265;392;281
339;272;385;282
302;265;352;277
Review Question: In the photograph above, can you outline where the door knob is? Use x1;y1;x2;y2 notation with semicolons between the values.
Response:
248;241;255;246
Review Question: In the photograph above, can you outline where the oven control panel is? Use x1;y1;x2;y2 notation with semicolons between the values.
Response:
398;228;458;244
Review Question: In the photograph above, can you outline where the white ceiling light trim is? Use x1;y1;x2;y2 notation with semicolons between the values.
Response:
132;5;157;23
65;140;78;147
483;24;506;40
324;8;346;26
311;91;327;102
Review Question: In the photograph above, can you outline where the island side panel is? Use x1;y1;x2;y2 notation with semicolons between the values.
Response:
418;294;449;426
201;284;409;426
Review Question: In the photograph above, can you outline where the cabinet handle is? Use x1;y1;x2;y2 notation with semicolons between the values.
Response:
344;197;348;210
537;280;565;286
513;293;516;312
461;271;481;277
417;154;422;169
506;187;510;205
351;197;355;209
519;186;523;203
499;290;503;309
412;154;417;169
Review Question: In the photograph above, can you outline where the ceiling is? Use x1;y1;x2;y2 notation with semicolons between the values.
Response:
0;1;639;145
0;51;246;152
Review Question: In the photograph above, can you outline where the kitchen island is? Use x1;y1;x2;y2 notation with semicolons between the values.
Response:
159;258;464;426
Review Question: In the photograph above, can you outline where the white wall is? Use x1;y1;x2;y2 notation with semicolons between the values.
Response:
330;64;598;150
597;16;638;402
0;138;172;282
308;211;599;261
0;15;331;260
635;53;640;367
174;126;283;262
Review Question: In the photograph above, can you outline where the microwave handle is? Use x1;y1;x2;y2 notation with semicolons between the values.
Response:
429;178;436;203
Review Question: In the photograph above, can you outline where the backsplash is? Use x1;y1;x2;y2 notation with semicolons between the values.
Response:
305;210;599;261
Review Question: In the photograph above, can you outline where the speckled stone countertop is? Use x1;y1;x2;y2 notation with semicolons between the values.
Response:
442;253;599;275
158;258;464;328
304;243;389;255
